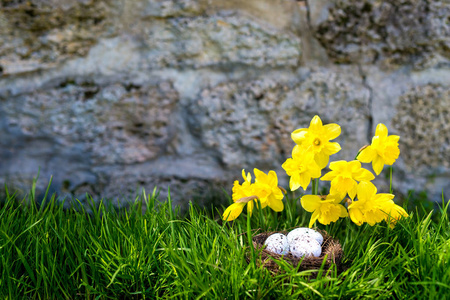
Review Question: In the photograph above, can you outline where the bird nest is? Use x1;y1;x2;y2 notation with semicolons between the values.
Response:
249;229;344;275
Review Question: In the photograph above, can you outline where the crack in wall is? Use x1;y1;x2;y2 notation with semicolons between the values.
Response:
304;0;312;30
357;64;374;143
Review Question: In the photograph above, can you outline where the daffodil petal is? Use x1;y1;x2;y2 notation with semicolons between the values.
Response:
222;202;246;221
334;177;356;194
323;142;341;156
372;155;385;175
349;207;364;226
282;158;294;175
323;123;341;140
309;165;322;179
268;170;279;186
290;175;301;191
391;204;408;219
298;173;311;190
340;205;349;217
268;197;284;212
329;160;347;171
357;146;376;163
321;170;336;181
357;181;377;202
354;167;375;182
309;209;320;228
301;195;321;212
327;193;344;204
315;152;330;169
348;184;357;200
348;160;362;172
253;168;265;182
330;186;347;200
383;145;400;165
291;129;308;144
309;115;323;132
387;135;400;144
292;144;305;157
375;123;388;138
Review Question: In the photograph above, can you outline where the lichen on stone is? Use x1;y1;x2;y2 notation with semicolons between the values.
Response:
0;0;115;75
140;11;301;69
313;0;450;69
0;79;179;164
187;67;370;170
393;84;450;173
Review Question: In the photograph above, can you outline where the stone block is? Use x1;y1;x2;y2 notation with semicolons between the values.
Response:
187;66;370;171
312;0;450;69
139;11;301;69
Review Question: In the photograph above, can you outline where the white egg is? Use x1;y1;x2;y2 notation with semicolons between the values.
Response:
287;227;324;245
264;233;290;255
289;237;322;258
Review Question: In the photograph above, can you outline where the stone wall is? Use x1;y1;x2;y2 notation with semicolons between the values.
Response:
0;0;449;206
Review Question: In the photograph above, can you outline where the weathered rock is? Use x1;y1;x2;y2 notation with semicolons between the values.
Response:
187;66;371;170
312;0;450;69
139;11;302;70
0;0;449;206
360;65;450;201
393;84;450;174
93;157;228;208
140;0;206;18
1;80;179;165
0;0;117;75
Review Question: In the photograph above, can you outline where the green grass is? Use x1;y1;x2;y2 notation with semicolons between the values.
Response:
0;182;449;299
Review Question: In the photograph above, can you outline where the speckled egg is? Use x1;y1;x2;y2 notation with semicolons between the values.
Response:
287;227;324;245
264;233;290;255
289;237;322;258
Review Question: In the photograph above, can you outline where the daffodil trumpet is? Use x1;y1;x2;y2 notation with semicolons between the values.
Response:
222;169;285;221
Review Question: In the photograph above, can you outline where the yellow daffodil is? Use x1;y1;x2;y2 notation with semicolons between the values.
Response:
385;204;408;228
357;123;400;175
223;169;284;221
291;115;341;169
282;145;321;191
254;168;284;212
222;202;248;222
321;160;375;199
301;194;348;228
348;181;408;226
231;169;255;202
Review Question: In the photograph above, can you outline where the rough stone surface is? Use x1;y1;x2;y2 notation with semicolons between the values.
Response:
0;0;117;75
312;0;450;69
0;0;449;206
1;80;178;164
393;84;450;174
187;67;370;170
138;11;301;69
140;0;206;18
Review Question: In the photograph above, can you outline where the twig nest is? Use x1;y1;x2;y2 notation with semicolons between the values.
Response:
251;228;344;275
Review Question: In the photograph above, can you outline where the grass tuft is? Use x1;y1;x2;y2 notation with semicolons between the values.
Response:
0;185;449;299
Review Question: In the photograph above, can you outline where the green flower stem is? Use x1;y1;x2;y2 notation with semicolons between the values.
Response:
312;178;319;195
389;166;393;194
256;199;265;232
247;208;255;267
272;209;278;230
